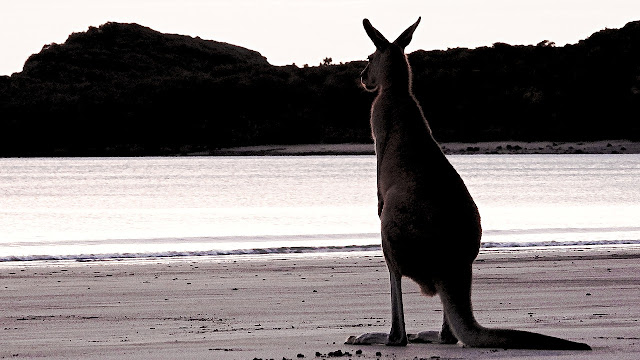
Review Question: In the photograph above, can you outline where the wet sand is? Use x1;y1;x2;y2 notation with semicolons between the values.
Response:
2;247;639;359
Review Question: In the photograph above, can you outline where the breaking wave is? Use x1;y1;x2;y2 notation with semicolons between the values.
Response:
2;239;639;263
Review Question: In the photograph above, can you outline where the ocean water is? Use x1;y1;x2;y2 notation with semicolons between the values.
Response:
1;154;639;262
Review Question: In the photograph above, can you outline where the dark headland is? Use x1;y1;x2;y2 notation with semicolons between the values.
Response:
1;21;639;157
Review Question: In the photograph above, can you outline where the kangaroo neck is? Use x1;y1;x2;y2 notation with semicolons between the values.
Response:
371;88;421;139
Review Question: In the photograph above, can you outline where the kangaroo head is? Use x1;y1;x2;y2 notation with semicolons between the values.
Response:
361;17;421;92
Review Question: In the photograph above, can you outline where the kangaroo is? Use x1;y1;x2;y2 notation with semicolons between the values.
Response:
346;18;591;350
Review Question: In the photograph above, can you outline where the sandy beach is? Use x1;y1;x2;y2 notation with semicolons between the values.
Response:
2;246;639;359
210;140;640;156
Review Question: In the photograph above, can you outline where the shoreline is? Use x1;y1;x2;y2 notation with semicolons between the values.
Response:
4;140;639;158
209;139;640;156
3;246;639;359
3;242;640;269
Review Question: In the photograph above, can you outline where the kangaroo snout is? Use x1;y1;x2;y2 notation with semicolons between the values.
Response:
360;64;376;92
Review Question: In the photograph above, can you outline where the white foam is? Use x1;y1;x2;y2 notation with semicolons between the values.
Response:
2;239;639;263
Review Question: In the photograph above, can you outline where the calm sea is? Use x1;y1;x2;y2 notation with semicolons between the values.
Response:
1;155;639;262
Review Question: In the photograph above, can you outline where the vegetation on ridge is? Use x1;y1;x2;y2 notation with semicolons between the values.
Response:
1;21;639;156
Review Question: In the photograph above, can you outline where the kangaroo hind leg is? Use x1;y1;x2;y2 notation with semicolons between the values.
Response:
346;268;408;346
406;278;459;345
436;264;591;350
407;312;458;344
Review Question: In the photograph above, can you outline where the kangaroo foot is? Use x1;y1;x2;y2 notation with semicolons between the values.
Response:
346;332;407;346
407;330;458;344
346;333;387;345
408;331;437;343
406;331;440;344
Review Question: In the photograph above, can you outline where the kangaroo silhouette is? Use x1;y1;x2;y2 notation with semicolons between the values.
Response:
346;18;591;350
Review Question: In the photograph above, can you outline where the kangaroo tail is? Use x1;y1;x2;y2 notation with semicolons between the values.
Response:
462;327;592;350
435;268;591;350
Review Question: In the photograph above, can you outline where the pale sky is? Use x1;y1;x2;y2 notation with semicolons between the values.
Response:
1;0;639;76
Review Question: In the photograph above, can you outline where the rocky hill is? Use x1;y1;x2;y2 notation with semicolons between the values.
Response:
1;21;639;156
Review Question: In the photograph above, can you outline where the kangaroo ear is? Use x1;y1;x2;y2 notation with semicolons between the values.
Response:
363;19;390;50
393;17;421;49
